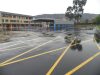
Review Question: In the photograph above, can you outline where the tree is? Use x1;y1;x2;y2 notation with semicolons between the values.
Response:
94;15;100;24
65;0;87;24
65;6;74;20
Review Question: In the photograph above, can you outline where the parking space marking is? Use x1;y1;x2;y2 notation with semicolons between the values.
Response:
65;38;100;75
0;39;92;67
94;38;100;51
0;38;41;50
65;52;100;75
0;47;66;67
0;38;41;52
0;37;59;65
46;39;75;75
0;45;31;52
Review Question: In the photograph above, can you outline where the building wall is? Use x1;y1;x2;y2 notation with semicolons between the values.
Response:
0;12;74;32
33;20;54;31
0;12;33;31
49;24;74;31
1;15;32;24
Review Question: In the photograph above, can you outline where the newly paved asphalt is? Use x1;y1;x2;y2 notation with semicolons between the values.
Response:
0;31;100;75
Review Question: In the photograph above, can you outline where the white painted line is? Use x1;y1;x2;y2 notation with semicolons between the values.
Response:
0;37;59;65
0;37;41;49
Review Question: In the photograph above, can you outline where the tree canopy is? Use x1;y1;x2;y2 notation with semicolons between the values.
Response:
65;0;87;23
94;15;100;24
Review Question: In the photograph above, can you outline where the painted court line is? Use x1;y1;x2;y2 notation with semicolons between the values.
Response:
94;38;100;51
0;47;66;67
0;36;62;52
0;42;20;49
65;52;100;75
46;39;75;75
65;38;100;75
0;36;91;53
0;38;41;51
46;39;92;75
0;38;42;52
0;45;31;52
0;37;59;65
0;39;92;67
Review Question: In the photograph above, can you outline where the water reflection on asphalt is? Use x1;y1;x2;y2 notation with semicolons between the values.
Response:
1;28;99;75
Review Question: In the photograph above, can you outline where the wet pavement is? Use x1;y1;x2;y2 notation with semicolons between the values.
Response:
52;40;99;75
0;50;64;75
0;29;100;75
73;54;100;75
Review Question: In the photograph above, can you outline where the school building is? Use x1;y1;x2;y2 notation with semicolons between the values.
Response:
33;18;74;31
0;11;74;32
0;11;33;31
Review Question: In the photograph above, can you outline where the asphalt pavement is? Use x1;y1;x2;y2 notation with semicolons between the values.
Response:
0;30;100;75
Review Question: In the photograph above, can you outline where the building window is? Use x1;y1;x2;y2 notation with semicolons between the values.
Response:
2;19;4;22
18;16;20;19
24;21;29;23
17;20;19;22
5;19;8;22
10;20;16;22
20;21;22;23
26;17;28;19
50;24;54;27
13;16;16;18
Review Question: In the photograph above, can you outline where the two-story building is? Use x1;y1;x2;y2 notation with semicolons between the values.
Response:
0;11;33;31
0;11;74;32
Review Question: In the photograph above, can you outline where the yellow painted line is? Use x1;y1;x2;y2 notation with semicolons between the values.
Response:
65;52;100;75
94;37;100;50
65;38;100;75
0;37;58;65
0;47;66;67
0;38;92;52
46;39;75;75
0;39;92;67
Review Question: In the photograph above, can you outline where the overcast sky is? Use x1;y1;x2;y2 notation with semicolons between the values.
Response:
0;0;100;16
